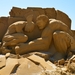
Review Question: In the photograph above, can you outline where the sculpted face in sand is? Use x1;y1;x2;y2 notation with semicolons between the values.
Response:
36;15;49;29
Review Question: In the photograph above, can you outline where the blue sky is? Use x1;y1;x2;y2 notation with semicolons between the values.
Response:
0;0;75;30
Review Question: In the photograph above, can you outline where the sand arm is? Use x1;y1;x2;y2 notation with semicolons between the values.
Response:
15;26;52;54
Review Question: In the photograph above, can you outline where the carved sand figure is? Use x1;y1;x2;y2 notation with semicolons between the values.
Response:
15;15;75;60
1;14;75;60
1;15;35;54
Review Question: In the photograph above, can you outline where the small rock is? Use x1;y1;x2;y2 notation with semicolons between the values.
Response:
58;59;65;65
5;53;10;58
68;62;75;73
61;71;67;75
72;58;75;62
61;67;67;72
64;60;68;66
70;55;75;60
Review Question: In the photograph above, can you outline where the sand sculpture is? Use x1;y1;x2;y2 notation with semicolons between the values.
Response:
0;7;75;75
1;8;75;60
